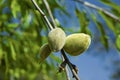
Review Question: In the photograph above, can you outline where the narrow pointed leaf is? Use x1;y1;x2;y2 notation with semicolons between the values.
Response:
8;23;19;28
116;35;120;51
100;0;120;14
11;0;20;18
75;8;90;34
91;14;109;50
99;11;117;35
0;47;3;59
9;41;16;61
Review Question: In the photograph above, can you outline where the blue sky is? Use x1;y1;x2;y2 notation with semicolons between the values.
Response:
54;0;120;80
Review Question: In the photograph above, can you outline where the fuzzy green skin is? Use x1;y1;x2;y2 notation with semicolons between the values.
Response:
39;43;51;63
48;28;66;52
63;33;91;56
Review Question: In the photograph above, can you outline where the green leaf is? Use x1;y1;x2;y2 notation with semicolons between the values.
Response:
100;0;120;14
11;0;20;18
75;9;90;34
100;35;109;50
7;23;19;28
116;35;120;51
21;13;33;29
95;22;109;50
99;11;117;35
49;0;70;16
9;41;16;61
97;22;109;50
0;47;3;59
91;14;109;50
116;23;120;35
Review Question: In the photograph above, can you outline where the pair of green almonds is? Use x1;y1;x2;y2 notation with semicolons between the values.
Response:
39;28;91;62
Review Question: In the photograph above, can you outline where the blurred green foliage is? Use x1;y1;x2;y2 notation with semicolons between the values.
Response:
0;0;120;80
0;0;65;80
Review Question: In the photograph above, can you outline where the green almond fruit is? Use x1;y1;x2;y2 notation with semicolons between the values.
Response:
63;33;91;56
48;28;66;52
39;43;51;63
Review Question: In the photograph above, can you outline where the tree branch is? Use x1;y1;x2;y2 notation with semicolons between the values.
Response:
43;0;71;80
31;0;53;30
73;0;120;22
61;55;71;80
31;0;80;80
43;0;57;28
61;49;80;80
